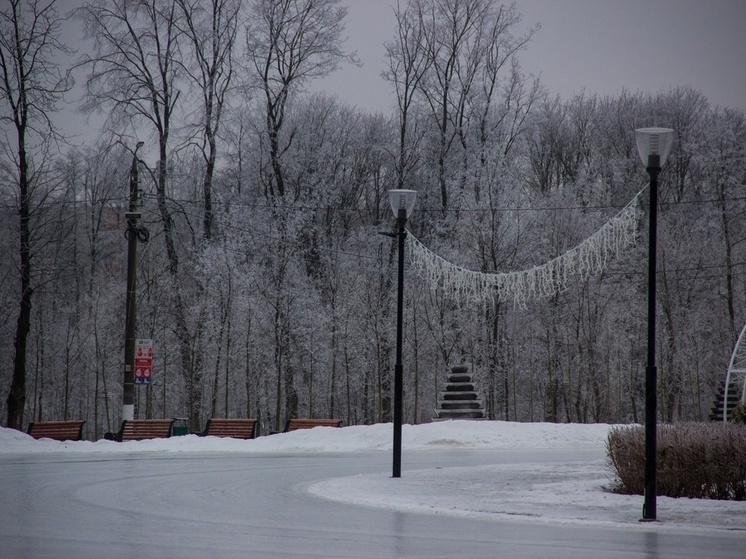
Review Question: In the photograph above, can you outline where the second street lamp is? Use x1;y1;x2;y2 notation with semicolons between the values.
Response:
388;189;417;479
635;127;675;522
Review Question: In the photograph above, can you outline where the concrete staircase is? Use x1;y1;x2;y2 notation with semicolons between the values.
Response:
435;365;485;420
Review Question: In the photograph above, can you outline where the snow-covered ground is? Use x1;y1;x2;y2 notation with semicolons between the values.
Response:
2;420;744;533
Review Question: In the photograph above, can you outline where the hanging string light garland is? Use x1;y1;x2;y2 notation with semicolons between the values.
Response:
407;186;646;308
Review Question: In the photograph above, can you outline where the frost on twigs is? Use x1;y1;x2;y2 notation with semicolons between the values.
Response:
408;188;644;309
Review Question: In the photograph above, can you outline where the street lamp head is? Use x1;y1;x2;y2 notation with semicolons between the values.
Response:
388;189;417;219
635;127;674;169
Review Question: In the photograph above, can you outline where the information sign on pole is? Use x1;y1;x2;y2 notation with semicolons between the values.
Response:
134;339;154;385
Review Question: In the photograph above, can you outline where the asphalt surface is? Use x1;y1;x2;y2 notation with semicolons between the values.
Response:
0;449;743;558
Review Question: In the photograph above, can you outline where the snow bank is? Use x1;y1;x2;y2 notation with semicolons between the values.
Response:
0;420;613;454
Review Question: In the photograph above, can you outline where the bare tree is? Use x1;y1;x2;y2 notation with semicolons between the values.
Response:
78;0;184;276
245;0;356;200
418;0;490;211
176;0;241;241
383;0;432;190
390;0;535;212
0;0;71;429
78;0;209;430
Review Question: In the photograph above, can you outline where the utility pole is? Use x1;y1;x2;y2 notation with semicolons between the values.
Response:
123;141;144;421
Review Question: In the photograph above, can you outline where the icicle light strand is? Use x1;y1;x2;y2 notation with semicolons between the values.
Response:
408;188;645;308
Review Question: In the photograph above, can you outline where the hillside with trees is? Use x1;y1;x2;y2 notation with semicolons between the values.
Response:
2;0;745;436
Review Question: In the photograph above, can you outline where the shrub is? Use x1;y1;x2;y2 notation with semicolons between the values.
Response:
607;423;746;500
729;402;746;424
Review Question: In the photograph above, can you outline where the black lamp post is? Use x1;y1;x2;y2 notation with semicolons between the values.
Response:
635;127;674;521
123;141;144;422
388;189;417;478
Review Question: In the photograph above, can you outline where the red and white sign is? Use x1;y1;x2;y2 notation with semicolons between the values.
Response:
134;339;154;385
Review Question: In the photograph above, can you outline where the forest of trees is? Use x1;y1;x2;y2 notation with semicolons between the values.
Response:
2;0;745;437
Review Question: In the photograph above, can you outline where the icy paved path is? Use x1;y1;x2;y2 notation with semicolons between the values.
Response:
0;450;743;558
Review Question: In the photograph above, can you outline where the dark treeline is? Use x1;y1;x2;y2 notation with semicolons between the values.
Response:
2;0;745;437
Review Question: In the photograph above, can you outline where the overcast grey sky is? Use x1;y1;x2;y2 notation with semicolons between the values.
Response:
57;0;746;146
315;0;746;113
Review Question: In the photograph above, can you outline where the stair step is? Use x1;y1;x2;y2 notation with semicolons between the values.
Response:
436;409;485;419
711;401;741;411
443;391;478;400
438;400;483;410
445;383;475;391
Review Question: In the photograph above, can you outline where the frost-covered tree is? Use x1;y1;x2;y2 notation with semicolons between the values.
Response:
387;0;536;212
242;0;356;429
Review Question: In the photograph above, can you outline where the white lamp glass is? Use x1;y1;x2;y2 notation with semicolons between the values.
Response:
388;189;417;218
635;127;675;167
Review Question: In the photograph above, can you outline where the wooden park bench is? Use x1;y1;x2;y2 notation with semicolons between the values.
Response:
197;418;257;439
284;418;342;432
104;419;174;442
27;420;85;441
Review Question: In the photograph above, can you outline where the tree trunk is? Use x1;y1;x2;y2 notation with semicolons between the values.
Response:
7;139;31;430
